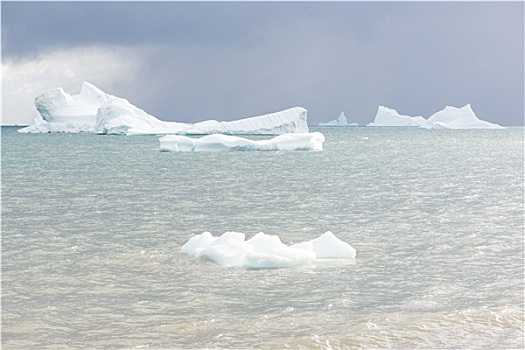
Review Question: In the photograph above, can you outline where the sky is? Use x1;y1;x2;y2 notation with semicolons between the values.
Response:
2;1;524;126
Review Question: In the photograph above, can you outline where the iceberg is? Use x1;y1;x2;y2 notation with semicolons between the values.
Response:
158;132;325;152
97;102;309;136
18;82;310;135
420;104;504;129
35;82;109;124
181;231;356;269
18;82;109;133
319;111;358;126
365;104;504;129
367;106;426;127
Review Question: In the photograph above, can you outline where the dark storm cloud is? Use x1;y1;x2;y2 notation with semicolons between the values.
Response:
2;1;523;125
3;2;346;55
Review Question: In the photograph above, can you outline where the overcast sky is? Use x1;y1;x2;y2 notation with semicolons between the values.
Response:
2;1;524;126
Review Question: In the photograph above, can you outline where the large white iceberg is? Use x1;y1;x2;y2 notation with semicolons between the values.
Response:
35;82;109;124
319;111;358;126
18;82;310;135
420;104;504;129
366;104;504;129
367;106;426;127
18;82;109;133
181;231;356;269
159;132;325;152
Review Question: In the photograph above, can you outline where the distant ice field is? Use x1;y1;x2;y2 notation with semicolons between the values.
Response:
1;126;523;349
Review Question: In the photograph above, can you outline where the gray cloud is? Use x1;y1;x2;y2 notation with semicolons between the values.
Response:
2;2;523;125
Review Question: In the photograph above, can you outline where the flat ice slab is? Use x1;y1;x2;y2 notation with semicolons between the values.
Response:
18;82;310;135
181;231;356;269
159;132;325;152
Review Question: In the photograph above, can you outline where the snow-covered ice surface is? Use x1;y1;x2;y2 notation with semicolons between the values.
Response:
18;82;309;135
319;111;358;126
367;104;504;129
159;132;325;152
181;231;356;269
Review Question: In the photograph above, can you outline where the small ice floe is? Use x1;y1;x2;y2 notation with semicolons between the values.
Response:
181;231;356;269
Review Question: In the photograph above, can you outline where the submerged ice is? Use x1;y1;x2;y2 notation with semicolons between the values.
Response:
18;82;310;135
159;132;325;152
181;231;356;269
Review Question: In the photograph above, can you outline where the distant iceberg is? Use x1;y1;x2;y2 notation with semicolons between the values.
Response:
319;111;358;126
366;104;504;129
367;106;426;127
159;132;325;152
420;104;504;129
18;82;310;135
181;231;356;269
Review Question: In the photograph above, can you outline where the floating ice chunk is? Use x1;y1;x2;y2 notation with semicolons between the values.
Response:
199;232;250;266
270;132;325;151
245;232;286;253
181;231;354;269
319;111;358;126
180;231;217;256
272;245;317;266
309;231;357;259
367;106;426;127
243;251;295;269
209;231;246;245
420;104;504;129
289;241;314;251
201;241;251;266
243;232;317;268
159;132;325;152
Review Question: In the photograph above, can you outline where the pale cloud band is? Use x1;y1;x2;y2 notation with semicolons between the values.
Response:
2;46;140;125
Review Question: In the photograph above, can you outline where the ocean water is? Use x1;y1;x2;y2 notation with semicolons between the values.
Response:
1;126;523;349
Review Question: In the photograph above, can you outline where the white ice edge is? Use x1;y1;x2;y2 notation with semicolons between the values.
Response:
158;132;325;152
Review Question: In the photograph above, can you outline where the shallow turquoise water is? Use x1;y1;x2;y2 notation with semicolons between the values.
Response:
2;126;523;349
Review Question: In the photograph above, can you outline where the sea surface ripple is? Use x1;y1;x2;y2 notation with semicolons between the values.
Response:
2;126;523;349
